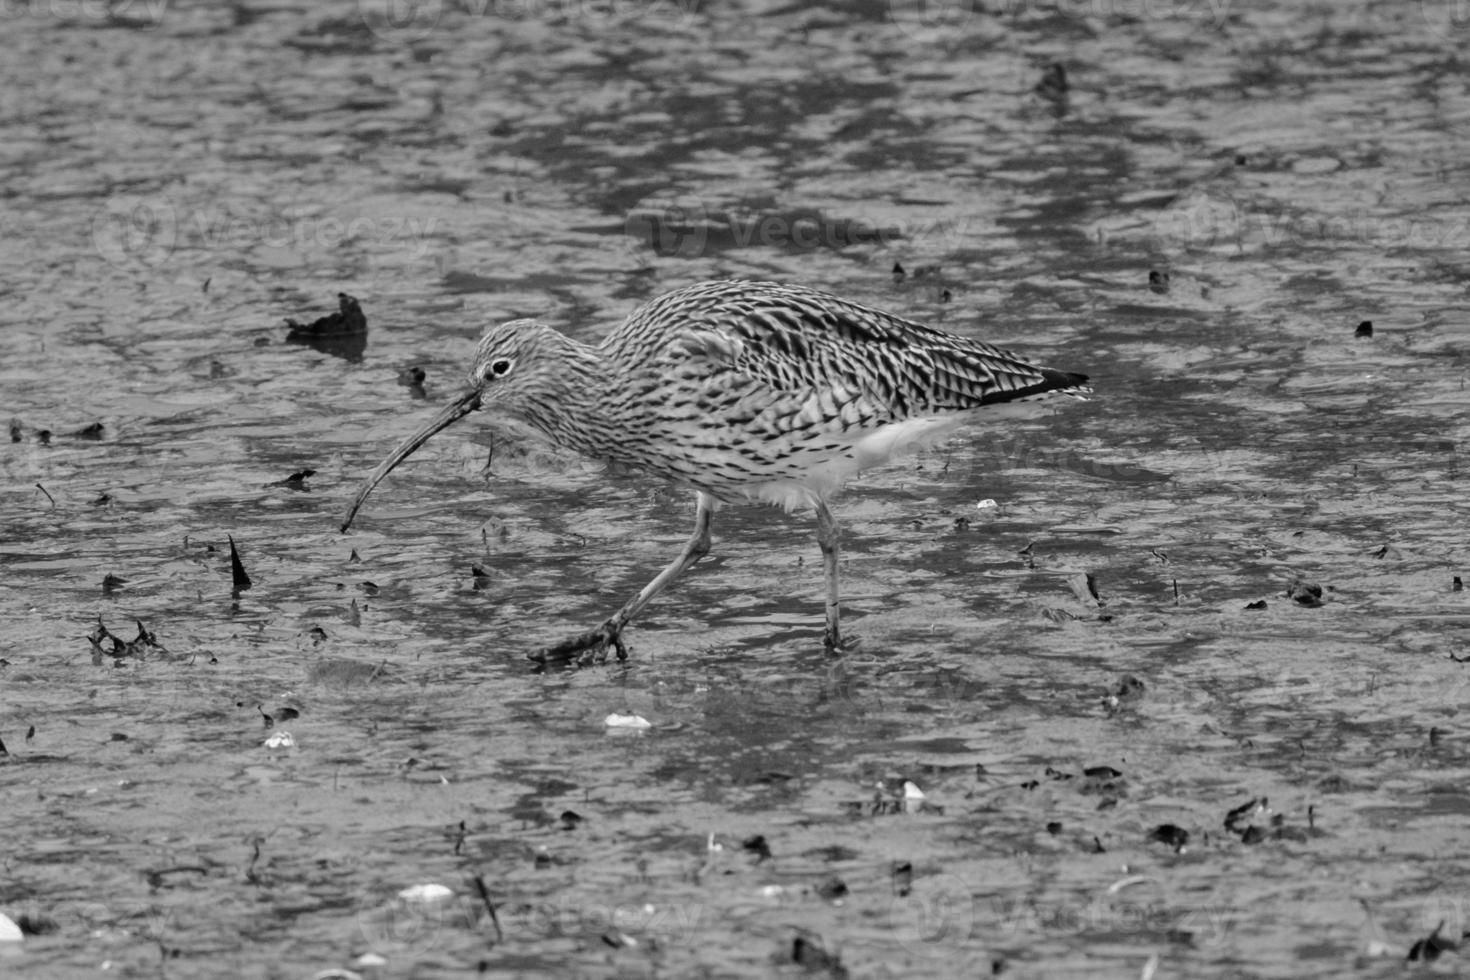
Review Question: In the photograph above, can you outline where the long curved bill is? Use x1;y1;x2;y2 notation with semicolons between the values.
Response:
340;387;483;532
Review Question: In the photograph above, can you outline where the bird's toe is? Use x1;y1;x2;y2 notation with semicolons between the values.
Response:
529;622;628;665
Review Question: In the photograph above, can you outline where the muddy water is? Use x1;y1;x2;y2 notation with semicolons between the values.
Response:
3;0;1470;976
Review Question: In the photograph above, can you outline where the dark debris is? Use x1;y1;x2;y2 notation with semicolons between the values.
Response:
284;292;367;361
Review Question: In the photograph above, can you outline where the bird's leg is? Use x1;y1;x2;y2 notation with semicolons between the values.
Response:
814;499;844;652
530;492;715;665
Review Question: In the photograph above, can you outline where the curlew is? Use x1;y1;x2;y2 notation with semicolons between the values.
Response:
341;279;1089;664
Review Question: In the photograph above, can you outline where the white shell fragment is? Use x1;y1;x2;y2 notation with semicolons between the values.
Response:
903;780;926;814
397;883;453;903
603;712;652;730
263;731;296;750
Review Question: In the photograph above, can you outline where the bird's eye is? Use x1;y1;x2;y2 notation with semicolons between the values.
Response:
486;358;513;379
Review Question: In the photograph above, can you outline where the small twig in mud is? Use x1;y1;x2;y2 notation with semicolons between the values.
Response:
471;874;504;945
245;838;262;883
35;483;55;507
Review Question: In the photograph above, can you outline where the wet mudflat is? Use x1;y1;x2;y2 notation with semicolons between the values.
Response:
3;0;1470;976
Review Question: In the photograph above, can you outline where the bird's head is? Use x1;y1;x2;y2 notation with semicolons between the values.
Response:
340;318;577;533
463;318;571;417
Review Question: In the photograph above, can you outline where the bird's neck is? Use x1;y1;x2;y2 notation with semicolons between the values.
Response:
516;333;608;455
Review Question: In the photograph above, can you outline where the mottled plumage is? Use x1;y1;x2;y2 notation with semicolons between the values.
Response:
342;279;1089;663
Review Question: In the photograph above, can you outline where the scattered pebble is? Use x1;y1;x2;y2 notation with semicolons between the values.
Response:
602;928;638;948
1148;824;1189;852
1407;921;1458;962
265;469;315;491
891;861;912;897
1035;62;1068;101
743;835;772;861
0;912;21;942
1286;578;1323;607
604;712;652;731
88;617;166;663
1355;320;1373;338
816;876;848;902
788;932;846;977
1291;155;1340;174
1105;674;1146;712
